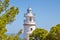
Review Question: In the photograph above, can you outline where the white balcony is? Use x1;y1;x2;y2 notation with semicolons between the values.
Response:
24;20;35;24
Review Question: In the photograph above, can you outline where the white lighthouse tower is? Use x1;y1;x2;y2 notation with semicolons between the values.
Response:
23;7;36;40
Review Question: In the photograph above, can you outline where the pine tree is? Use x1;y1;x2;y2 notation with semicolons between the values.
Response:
0;0;19;39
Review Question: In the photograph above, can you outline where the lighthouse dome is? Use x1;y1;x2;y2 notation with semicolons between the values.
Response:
24;7;34;17
27;7;32;11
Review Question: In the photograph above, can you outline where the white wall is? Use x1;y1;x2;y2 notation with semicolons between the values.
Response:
24;26;35;40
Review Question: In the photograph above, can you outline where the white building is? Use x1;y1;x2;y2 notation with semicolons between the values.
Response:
23;7;36;40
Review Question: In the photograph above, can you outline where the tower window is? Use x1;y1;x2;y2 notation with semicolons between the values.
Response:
30;17;32;21
31;28;33;31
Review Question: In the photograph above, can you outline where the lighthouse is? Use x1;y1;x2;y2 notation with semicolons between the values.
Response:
23;7;36;40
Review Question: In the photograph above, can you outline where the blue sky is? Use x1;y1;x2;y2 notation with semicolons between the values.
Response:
6;0;60;33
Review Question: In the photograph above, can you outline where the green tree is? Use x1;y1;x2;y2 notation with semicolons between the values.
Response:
14;29;22;40
0;0;19;39
29;28;48;40
45;24;60;40
6;29;22;40
17;29;22;35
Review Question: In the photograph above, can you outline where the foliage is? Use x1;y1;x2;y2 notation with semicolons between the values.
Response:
6;29;22;40
29;24;60;40
7;35;19;40
45;24;60;40
17;29;22;35
0;0;19;40
29;28;48;40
